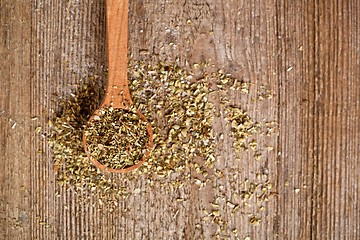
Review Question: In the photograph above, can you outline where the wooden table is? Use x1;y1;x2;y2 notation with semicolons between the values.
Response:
1;0;359;239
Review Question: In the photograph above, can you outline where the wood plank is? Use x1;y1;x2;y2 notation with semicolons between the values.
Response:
274;0;317;239
0;1;32;239
312;1;360;239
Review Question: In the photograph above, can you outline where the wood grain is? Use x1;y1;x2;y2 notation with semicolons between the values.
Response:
105;0;132;106
0;1;32;239
0;0;359;239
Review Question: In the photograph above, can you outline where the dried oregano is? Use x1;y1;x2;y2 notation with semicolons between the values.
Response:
84;106;149;170
49;60;263;208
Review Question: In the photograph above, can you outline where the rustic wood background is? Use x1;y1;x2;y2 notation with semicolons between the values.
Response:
1;0;359;239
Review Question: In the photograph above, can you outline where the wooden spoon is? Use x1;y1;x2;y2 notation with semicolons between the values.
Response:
83;0;153;173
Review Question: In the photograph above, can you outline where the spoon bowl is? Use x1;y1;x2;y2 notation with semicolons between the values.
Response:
83;0;153;173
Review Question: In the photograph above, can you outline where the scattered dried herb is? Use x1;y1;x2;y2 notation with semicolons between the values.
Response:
128;61;216;176
48;60;277;236
84;106;149;170
224;106;258;152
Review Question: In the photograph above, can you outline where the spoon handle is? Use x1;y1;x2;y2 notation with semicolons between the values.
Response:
104;0;132;107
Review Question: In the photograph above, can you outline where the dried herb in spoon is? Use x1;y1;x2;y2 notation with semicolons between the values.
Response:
84;106;149;170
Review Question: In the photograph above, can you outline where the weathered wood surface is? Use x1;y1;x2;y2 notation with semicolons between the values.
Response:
1;0;359;239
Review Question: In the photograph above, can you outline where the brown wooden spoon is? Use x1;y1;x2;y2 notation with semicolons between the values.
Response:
83;0;153;173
